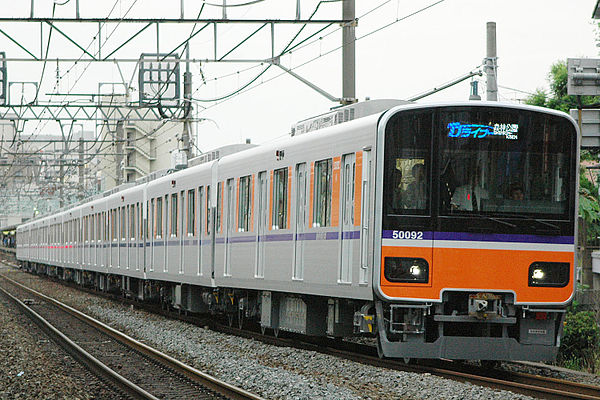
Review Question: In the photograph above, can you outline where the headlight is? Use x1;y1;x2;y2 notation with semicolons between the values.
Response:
384;257;429;283
528;262;569;287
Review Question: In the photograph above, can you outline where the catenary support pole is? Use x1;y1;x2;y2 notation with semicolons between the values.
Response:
342;0;356;104
78;137;84;200
485;21;498;101
115;122;124;186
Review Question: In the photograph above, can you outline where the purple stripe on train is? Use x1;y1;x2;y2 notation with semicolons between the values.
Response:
382;230;573;245
434;231;574;245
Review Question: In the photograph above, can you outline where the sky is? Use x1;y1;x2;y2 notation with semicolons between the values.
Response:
0;0;598;154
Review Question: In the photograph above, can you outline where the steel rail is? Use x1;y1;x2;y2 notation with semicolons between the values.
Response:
0;272;264;400
0;284;159;400
225;327;600;400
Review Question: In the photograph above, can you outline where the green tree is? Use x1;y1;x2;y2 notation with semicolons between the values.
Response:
525;61;600;244
526;60;600;112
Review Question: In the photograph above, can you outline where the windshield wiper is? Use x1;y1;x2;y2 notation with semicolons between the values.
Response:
498;213;561;232
477;215;517;229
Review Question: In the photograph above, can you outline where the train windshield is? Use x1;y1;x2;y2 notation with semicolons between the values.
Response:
383;106;576;223
438;108;574;219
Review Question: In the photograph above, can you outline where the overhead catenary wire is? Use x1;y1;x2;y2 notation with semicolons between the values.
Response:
9;0;450;213
192;0;447;106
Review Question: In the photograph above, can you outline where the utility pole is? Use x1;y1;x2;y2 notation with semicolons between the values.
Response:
59;156;64;208
485;21;498;101
181;43;192;160
115;122;124;186
78;137;84;200
342;0;356;104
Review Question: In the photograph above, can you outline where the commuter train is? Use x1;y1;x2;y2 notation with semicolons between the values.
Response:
16;100;579;361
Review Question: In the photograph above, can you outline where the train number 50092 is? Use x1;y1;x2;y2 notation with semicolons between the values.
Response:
392;230;423;240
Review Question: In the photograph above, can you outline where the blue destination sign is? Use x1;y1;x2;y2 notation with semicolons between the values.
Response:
447;122;519;140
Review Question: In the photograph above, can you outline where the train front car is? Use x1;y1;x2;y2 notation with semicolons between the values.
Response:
374;103;578;361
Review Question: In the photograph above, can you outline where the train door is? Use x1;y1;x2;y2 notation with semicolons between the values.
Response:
164;194;169;273
225;178;235;276
197;187;204;276
167;193;182;275
179;191;184;275
136;203;142;271
339;153;355;283
86;217;90;268
293;163;307;280
201;186;212;277
359;149;371;284
255;171;268;277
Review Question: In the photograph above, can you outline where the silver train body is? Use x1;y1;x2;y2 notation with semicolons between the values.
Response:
17;101;579;361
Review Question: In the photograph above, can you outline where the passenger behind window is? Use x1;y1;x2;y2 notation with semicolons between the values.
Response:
509;182;524;201
451;170;488;211
404;163;427;209
391;167;404;210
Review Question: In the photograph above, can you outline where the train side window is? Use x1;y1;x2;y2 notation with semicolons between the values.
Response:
180;190;185;238
206;185;211;235
217;182;223;233
272;168;288;230
238;175;251;232
130;204;136;240
156;197;163;239
110;209;115;241
198;187;204;237
171;193;178;237
187;189;195;236
313;158;332;227
121;206;126;240
138;203;142;240
96;214;101;242
147;200;151;240
164;195;169;238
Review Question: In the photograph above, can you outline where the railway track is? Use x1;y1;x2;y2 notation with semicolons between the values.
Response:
3;257;600;400
0;271;262;400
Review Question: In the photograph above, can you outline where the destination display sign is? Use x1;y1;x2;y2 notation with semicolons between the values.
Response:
447;122;519;140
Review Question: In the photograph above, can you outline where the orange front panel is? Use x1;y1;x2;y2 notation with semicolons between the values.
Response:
354;151;362;226
331;156;341;227
380;246;574;304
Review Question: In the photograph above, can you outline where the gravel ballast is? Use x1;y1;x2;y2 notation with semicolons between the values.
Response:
0;267;123;399
2;265;588;399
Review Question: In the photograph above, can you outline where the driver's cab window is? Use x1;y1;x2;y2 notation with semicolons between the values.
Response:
384;112;432;216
